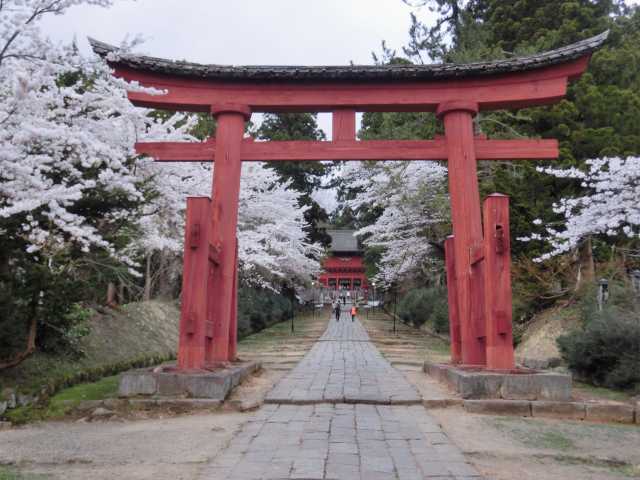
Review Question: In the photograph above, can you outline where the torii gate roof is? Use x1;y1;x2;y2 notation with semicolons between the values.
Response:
89;31;607;83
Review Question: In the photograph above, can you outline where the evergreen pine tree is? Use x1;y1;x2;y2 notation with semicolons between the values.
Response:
256;113;332;245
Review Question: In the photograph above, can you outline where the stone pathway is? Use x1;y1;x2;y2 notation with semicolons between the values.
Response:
201;312;485;479
265;315;421;404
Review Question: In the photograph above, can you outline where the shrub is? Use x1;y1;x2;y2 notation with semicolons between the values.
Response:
397;287;449;334
237;286;293;339
557;309;640;391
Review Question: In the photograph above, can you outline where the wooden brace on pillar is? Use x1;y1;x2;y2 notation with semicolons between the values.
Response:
444;236;462;364
483;194;515;370
178;197;212;370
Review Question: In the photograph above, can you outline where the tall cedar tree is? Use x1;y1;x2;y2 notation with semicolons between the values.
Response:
256;113;332;246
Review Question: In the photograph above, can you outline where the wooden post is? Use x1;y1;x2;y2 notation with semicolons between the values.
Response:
228;238;239;361
444;236;462;364
332;109;356;141
483;194;515;370
178;197;211;370
208;104;250;364
106;283;116;307
438;101;486;366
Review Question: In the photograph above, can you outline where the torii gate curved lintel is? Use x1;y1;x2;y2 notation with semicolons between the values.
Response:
91;32;607;370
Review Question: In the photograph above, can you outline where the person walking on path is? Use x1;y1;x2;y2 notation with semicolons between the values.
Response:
351;304;357;322
334;301;341;322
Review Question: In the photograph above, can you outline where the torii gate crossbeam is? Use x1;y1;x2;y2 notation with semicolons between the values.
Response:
91;32;607;371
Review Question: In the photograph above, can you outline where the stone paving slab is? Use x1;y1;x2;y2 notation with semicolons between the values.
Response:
319;314;371;342
200;403;484;479
266;317;422;405
200;312;484;479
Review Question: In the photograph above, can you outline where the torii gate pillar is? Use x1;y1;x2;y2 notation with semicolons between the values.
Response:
177;104;249;369
438;102;486;366
208;104;249;364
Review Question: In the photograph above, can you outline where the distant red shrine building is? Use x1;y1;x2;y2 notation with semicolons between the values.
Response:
318;230;368;292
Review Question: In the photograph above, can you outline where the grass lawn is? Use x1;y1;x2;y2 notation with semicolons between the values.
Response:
573;381;635;403
0;467;46;480
5;375;119;425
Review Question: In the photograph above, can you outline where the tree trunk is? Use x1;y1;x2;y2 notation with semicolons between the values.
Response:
0;296;38;371
106;282;117;307
119;279;126;305
157;249;174;299
576;236;595;290
144;252;152;301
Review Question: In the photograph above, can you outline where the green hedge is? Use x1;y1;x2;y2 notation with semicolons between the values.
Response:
237;287;293;338
557;283;640;391
397;287;449;334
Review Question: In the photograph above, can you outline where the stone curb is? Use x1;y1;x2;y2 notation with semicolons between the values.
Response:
74;397;223;411
461;399;638;424
118;361;261;400
263;398;424;406
464;399;532;416
424;360;572;401
127;398;223;409
423;398;464;409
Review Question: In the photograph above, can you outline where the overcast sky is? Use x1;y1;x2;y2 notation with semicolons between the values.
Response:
40;0;432;139
40;0;425;66
39;0;638;138
40;0;640;66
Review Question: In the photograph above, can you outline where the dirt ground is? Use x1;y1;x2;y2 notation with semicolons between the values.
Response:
1;309;638;480
0;311;329;480
0;411;248;480
359;309;640;480
432;408;640;479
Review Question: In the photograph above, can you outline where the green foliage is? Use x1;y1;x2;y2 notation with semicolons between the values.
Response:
558;281;640;390
237;286;293;338
0;301;178;401
0;247;119;360
6;375;119;424
256;113;332;245
360;112;438;141
0;467;46;480
479;7;640;260
557;309;640;390
397;287;449;333
392;1;640;325
55;304;93;355
480;0;621;53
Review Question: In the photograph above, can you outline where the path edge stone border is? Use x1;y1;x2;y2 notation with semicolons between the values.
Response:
459;399;638;424
118;361;261;400
424;360;572;401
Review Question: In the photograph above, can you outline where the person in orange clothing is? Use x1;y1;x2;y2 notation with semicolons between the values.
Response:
350;304;357;322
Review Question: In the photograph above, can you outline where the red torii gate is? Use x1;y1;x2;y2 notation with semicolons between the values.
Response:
91;32;607;371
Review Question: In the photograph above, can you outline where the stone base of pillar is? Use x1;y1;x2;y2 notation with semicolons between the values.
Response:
423;360;571;401
118;361;260;400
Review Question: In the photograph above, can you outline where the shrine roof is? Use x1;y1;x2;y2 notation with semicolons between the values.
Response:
327;230;360;253
89;31;608;83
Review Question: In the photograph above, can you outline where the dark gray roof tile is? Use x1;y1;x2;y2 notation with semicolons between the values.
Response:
89;31;608;83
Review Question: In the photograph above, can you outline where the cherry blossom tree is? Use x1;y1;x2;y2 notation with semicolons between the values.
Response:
0;0;319;366
0;0;319;286
523;156;640;262
341;160;449;286
138;159;321;288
